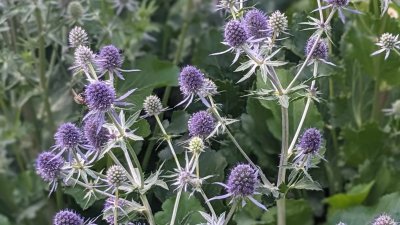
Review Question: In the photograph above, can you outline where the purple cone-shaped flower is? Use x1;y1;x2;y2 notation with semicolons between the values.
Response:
188;111;215;138
179;65;205;96
103;197;129;224
54;123;82;149
96;45;123;75
372;214;396;225
326;0;349;7
305;37;328;60
244;9;271;39
36;152;64;183
83;118;110;150
85;81;116;112
53;209;84;225
224;20;248;47
227;164;258;197
297;128;322;154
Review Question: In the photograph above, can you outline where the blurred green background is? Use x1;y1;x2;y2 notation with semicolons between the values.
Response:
0;0;399;224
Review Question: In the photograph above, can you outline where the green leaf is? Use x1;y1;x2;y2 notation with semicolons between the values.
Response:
154;192;205;225
64;186;103;210
166;110;189;134
324;181;375;211
291;177;322;191
132;119;151;138
326;192;400;225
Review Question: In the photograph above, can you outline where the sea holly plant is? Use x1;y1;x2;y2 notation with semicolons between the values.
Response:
30;1;400;225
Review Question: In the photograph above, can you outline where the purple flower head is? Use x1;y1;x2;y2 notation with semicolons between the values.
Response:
53;209;84;225
73;45;94;73
244;9;271;40
103;197;129;224
224;20;248;47
188;111;215;138
227;164;258;197
305;37;328;60
297;128;322;154
179;65;205;96
326;0;349;7
83;118;110;150
372;214;396;225
54;123;82;149
36;152;64;183
96;45;123;73
85;81;116;112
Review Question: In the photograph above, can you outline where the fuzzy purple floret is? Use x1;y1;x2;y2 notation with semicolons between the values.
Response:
36;152;64;182
54;122;82;149
305;37;328;60
96;45;123;73
83;118;110;150
53;209;84;225
224;20;248;47
188;111;215;138
244;9;271;39
297;128;322;154
179;65;205;95
326;0;349;7
227;164;258;197
85;81;116;111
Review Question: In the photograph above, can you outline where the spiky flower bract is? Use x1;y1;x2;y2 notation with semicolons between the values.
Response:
83;118;110;151
143;95;163;116
244;9;271;40
103;197;129;224
199;78;218;98
268;10;288;37
54;122;82;149
85;81;116;112
53;209;84;225
36;152;64;183
95;45;124;79
69;26;88;48
326;0;349;7
305;36;328;60
106;165;127;186
297;128;322;154
224;20;248;47
227;164;258;197
111;0;138;15
188;111;216;138
372;213;396;225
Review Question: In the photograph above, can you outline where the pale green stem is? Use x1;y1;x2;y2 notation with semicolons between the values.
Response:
141;195;156;225
154;115;182;169
208;96;273;187
287;62;319;156
170;188;183;225
114;189;119;225
277;106;289;225
61;172;114;198
223;201;238;225
199;188;216;218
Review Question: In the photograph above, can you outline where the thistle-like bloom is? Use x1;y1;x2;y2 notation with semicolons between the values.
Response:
319;0;362;23
383;99;400;119
187;136;205;155
371;33;400;60
53;209;84;225
305;37;334;65
224;20;248;48
72;45;94;75
54;123;82;153
268;10;288;37
110;0;138;15
372;213;396;225
84;81;134;125
106;165;127;187
67;1;84;21
69;26;88;48
177;65;208;108
36;152;64;192
188;111;216;138
95;45;123;78
294;128;323;169
143;95;164;117
244;9;271;40
83;118;110;151
210;164;266;210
